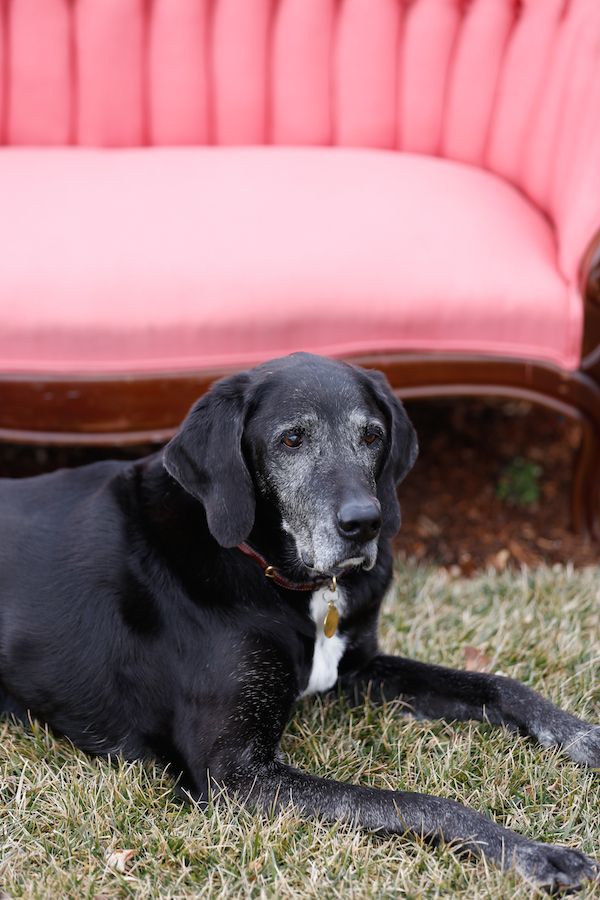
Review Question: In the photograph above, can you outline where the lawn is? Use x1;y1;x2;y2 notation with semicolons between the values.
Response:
1;563;598;899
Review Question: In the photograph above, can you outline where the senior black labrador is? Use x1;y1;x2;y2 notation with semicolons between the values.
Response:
0;353;598;890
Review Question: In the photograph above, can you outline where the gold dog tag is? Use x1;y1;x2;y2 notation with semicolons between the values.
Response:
323;600;339;639
323;576;339;638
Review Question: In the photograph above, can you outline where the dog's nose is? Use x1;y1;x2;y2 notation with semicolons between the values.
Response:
337;499;382;543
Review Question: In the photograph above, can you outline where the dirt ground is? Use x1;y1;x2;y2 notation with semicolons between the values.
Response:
0;398;597;571
397;398;598;571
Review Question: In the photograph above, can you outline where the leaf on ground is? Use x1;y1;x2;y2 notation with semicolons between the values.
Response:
508;539;541;567
458;552;476;578
463;646;492;672
490;548;510;571
416;514;441;538
105;848;137;873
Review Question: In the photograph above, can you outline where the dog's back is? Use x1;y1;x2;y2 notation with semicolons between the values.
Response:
0;461;139;742
0;461;127;608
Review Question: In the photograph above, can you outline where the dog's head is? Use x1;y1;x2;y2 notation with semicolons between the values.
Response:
163;353;417;577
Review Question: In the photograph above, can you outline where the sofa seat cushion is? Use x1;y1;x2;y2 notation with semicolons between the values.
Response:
0;147;580;374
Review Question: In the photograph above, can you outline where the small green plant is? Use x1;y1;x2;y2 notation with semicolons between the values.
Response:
496;457;542;507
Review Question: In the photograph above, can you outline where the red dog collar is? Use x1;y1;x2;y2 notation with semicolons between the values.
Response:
236;542;337;593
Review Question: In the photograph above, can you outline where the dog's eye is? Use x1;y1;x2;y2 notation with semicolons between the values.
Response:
282;431;303;449
364;427;383;446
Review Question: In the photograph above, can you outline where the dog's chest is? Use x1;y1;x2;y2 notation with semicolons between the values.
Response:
300;587;347;698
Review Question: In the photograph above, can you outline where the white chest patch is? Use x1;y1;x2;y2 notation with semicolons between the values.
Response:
300;587;347;698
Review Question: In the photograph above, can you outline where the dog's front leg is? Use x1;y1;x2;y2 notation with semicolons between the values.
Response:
177;637;597;890
220;760;597;890
339;655;600;766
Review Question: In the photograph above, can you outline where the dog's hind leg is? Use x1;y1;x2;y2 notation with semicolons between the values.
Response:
219;759;598;891
337;655;600;767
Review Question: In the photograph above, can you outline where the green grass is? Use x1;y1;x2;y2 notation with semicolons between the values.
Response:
1;564;599;899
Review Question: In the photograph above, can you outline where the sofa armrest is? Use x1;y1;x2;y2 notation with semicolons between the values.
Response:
531;1;600;285
556;144;600;286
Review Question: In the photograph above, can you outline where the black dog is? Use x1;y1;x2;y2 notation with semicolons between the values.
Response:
0;353;598;890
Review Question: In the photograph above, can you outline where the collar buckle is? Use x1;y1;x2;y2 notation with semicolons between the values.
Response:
236;542;341;593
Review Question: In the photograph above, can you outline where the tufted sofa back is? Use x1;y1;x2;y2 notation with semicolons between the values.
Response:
1;0;599;271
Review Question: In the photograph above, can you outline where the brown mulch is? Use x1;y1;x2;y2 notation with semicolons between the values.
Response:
0;398;597;570
396;398;598;571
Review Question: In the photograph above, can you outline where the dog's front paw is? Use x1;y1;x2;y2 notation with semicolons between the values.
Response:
563;723;600;768
513;840;599;891
533;712;600;768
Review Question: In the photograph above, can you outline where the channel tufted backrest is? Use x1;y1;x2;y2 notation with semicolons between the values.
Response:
1;0;599;274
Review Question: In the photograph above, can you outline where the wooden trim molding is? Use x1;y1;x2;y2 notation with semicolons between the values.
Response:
580;226;600;308
0;371;222;446
1;354;599;537
580;227;600;374
0;354;597;444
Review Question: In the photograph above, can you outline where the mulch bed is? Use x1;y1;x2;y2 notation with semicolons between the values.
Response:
396;398;598;571
1;398;597;570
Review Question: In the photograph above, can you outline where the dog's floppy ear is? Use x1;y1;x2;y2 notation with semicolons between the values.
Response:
360;368;418;537
162;373;255;547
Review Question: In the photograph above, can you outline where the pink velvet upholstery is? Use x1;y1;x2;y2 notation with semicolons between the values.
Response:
0;0;598;374
0;149;578;374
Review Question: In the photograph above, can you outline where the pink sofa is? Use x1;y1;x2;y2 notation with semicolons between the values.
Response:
1;0;599;533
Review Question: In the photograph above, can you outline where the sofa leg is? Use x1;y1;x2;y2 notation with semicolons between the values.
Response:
571;416;600;538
